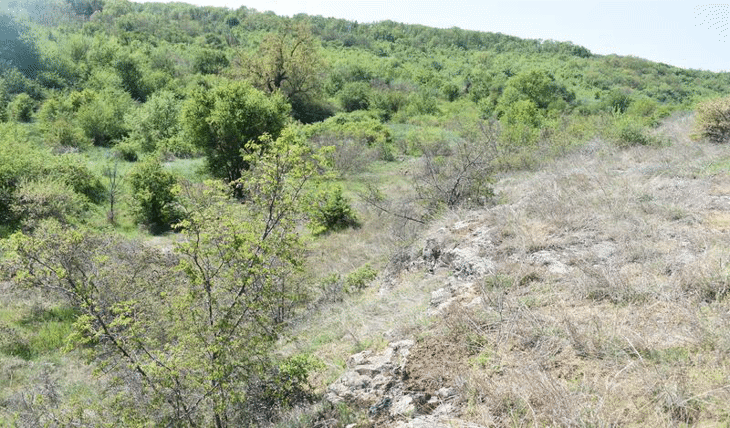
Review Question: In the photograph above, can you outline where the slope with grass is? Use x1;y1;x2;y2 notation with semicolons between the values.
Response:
277;112;730;427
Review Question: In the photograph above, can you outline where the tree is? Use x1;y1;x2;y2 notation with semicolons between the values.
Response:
233;23;328;123
128;157;180;233
694;95;730;144
4;129;325;426
181;79;290;182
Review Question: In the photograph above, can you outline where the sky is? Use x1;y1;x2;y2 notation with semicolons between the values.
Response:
134;1;728;72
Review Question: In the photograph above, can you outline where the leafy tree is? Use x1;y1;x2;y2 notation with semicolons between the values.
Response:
694;95;730;144
124;89;184;154
7;93;34;122
4;130;325;426
128;157;180;233
339;81;371;112
74;88;134;146
181;79;290;182
192;48;229;75
113;54;149;101
235;23;327;122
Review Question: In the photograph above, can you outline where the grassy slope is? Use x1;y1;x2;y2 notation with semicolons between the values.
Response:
285;112;730;427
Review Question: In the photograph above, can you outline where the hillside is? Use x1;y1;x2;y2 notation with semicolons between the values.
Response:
1;1;730;426
289;113;730;427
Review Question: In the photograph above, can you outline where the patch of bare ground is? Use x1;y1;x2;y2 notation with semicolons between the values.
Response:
342;113;730;427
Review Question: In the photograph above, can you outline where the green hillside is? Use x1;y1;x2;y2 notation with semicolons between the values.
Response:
2;1;730;426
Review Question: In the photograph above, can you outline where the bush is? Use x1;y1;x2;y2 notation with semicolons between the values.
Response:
7;93;34;122
344;264;377;292
75;88;133;146
414;121;497;214
616;116;651;146
339;81;371;112
124;90;183;154
694;95;730;144
128;157;180;233
181;80;290;182
308;185;359;235
11;179;87;231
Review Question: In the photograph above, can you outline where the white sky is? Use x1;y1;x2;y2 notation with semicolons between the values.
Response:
139;1;729;72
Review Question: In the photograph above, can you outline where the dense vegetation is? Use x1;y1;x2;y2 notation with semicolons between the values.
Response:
1;0;730;426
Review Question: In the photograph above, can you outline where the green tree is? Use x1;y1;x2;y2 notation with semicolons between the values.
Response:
235;23;328;122
6;93;34;122
124;90;184;154
694;95;730;144
5;130;325;426
181;79;290;182
128;157;180;233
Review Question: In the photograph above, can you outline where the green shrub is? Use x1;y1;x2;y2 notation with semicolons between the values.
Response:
125;90;183;154
7;93;34;122
616;116;651;146
308;185;359;235
54;154;107;203
128;157;180;233
11;179;88;230
344;264;377;292
694;95;730;144
306;111;395;170
75;88;133;146
181;80;290;182
339;81;371;112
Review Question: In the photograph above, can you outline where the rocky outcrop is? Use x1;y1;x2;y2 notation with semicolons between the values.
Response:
325;339;484;427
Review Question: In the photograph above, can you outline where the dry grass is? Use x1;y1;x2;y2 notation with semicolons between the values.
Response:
366;113;730;427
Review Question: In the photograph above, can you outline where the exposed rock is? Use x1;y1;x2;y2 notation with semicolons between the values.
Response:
326;338;484;427
325;340;413;407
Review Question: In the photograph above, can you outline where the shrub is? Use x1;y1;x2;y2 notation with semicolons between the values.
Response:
694;95;730;144
339;81;371;112
124;90;183;154
414;122;497;214
128;157;180;233
181;80;290;182
75;88;133;146
306;111;395;171
308;185;359;235
7;93;34;122
344;264;378;292
10;179;87;231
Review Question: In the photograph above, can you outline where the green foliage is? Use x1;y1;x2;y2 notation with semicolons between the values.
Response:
113;54;151;101
694;95;730;144
239;24;327;122
11;179;87;231
506;69;574;111
499;99;542;147
0;130;328;425
602;89;633;114
307;184;359;235
306;111;395;170
7;93;34;122
262;354;323;410
344;263;377;292
414;122;497;213
124;89;186;155
193;48;229;74
74;88;134;146
128;157;180;233
0;130;103;233
181;79;291;181
339;81;371;112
